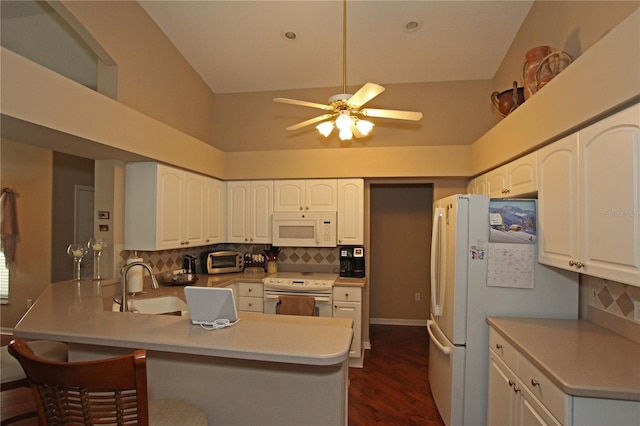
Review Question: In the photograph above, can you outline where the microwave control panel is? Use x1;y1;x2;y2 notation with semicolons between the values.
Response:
321;220;334;244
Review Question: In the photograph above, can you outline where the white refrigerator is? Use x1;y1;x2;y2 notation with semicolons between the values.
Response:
427;194;579;426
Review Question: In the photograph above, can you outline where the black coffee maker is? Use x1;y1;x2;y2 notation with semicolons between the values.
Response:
339;246;365;278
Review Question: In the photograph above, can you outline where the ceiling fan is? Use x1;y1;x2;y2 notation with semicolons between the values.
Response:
274;0;423;141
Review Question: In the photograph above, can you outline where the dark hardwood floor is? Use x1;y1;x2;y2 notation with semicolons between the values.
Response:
349;325;444;426
2;325;444;425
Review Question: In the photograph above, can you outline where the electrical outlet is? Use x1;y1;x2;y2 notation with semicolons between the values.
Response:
634;301;640;323
415;292;421;302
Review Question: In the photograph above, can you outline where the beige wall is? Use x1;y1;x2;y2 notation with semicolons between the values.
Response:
214;80;498;153
493;1;639;93
58;0;216;145
50;152;94;283
0;140;53;328
369;185;433;322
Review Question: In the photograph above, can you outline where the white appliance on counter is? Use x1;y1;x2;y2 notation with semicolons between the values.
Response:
427;194;579;426
263;272;337;317
272;211;337;247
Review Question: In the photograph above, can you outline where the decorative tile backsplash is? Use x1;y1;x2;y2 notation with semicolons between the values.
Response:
119;244;340;274
586;275;640;321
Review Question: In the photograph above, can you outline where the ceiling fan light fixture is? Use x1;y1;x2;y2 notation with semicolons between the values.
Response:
355;119;374;136
273;0;422;141
316;121;334;137
335;111;352;130
339;127;353;141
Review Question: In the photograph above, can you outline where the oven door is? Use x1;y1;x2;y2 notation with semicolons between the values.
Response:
264;291;333;317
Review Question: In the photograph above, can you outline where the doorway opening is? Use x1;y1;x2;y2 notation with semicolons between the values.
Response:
369;184;433;325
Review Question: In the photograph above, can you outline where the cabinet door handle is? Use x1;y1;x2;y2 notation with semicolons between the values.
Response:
508;380;515;387
495;343;503;349
513;386;521;394
569;260;584;268
531;379;540;386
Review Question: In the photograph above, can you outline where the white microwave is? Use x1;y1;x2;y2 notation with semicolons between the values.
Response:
272;211;337;247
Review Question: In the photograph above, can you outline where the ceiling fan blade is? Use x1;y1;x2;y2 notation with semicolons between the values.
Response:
347;83;385;108
274;98;333;111
361;108;423;121
286;114;335;131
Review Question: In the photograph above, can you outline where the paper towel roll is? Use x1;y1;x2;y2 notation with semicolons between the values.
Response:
126;257;144;294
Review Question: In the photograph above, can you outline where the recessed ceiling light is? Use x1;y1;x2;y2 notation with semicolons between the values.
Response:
282;30;298;41
402;20;421;33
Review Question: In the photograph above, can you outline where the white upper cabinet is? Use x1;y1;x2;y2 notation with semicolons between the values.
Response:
467;174;487;195
579;104;640;285
486;152;537;198
125;163;220;251
538;104;640;286
274;179;337;211
227;181;273;244
204;178;226;244
337;179;364;245
537;134;580;271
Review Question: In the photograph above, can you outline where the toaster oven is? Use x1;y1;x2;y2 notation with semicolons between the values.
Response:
201;251;244;274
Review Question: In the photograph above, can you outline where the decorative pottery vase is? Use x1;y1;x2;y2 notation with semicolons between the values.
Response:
491;81;525;117
522;46;551;99
534;50;572;91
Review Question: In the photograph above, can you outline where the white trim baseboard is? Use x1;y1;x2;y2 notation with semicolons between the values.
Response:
369;318;427;326
1;326;14;335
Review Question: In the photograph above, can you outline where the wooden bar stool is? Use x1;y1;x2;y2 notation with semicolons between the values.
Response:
8;339;207;426
1;340;68;425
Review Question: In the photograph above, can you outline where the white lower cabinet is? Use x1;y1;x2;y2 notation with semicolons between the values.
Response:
235;282;263;313
488;326;639;426
332;286;362;367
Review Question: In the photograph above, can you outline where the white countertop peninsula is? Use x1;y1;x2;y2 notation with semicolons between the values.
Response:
14;276;353;425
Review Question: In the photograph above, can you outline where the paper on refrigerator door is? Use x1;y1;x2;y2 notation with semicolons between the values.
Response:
487;243;535;288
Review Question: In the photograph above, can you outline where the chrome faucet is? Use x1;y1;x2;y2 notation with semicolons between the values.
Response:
119;262;159;312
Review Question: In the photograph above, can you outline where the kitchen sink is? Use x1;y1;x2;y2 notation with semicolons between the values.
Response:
111;296;188;315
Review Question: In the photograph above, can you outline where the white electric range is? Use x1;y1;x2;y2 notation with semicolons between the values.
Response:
262;272;338;317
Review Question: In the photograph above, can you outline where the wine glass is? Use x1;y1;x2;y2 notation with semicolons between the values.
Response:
67;244;87;281
88;238;108;281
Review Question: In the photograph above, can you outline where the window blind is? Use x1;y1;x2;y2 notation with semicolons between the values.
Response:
0;252;8;303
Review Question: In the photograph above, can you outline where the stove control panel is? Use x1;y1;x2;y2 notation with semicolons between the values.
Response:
263;277;334;291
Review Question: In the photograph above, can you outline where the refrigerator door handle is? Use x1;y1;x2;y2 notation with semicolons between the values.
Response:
427;320;451;355
431;207;444;316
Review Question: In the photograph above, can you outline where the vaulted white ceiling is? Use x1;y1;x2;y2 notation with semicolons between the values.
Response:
138;1;534;94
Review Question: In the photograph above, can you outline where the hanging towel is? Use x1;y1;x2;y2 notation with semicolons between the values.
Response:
0;188;18;266
278;295;316;316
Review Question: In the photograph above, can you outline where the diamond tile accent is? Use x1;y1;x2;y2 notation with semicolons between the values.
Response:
586;275;640;321
616;292;635;317
597;287;614;309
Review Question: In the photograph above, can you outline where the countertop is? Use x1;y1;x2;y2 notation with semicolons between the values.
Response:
487;317;640;401
13;273;354;367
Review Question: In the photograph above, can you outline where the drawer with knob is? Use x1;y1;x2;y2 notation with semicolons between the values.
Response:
489;328;518;372
333;287;362;302
519;353;570;422
238;296;263;312
237;282;263;298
